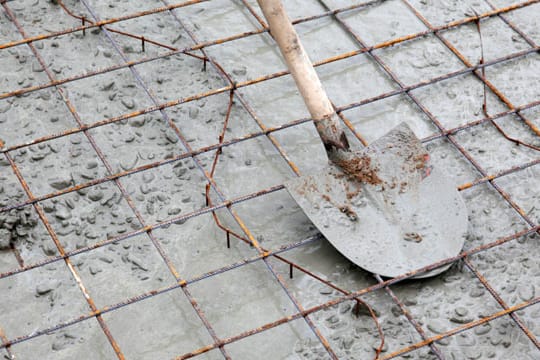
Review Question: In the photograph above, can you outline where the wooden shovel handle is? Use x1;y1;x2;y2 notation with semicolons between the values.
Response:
257;0;350;152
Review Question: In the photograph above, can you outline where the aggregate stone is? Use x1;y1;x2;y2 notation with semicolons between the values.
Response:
54;204;72;220
87;189;104;202
375;34;465;86
11;318;118;360
469;233;539;307
0;265;90;340
339;0;427;46
35;281;58;296
503;2;540;44
408;0;491;27
0;45;49;94
49;176;73;190
438;316;538;359
39;182;141;253
0;88;77;149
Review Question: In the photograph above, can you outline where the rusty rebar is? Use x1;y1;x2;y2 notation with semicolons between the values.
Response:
174;255;540;359
160;2;340;356
314;0;539;355
379;298;539;359
0;326;14;360
56;0;206;62
463;257;539;348
0;0;211;50
2;227;537;353
402;0;540;148
373;274;445;359
1;1;538;104
0;1;538;358
3;3;126;358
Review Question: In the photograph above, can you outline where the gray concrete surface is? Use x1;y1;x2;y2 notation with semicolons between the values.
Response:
0;0;539;359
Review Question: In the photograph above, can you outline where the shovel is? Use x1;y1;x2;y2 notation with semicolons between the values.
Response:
257;0;468;278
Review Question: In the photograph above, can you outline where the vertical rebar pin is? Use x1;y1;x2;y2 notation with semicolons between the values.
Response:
354;300;361;317
226;231;230;249
141;36;145;52
473;8;488;117
82;17;86;36
289;263;293;279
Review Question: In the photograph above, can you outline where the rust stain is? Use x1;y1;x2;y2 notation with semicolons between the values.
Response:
399;181;408;194
403;232;422;243
335;155;382;185
413;153;429;171
345;181;362;200
338;204;358;221
321;193;358;221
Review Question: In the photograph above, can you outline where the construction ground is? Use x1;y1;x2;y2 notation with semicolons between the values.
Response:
0;0;539;359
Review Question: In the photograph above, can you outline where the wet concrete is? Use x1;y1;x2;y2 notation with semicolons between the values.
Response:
0;0;539;359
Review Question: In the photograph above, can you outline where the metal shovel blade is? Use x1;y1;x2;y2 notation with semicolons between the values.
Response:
285;123;468;278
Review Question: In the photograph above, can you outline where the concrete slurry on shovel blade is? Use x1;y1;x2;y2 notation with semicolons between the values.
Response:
285;123;468;278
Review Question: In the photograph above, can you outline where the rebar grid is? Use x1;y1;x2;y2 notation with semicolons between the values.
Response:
321;0;539;354
0;0;539;359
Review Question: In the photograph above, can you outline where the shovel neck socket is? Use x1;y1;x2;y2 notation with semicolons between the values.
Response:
315;113;351;154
